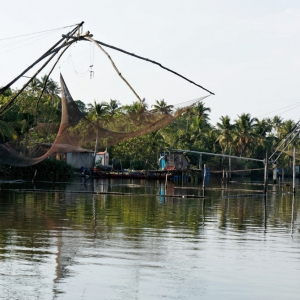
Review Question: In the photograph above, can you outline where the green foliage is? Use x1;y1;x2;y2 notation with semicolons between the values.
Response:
1;158;74;179
0;77;298;175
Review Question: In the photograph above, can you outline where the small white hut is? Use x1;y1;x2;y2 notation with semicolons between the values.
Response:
95;151;109;166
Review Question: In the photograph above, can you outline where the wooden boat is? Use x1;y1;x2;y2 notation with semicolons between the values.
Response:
93;168;171;179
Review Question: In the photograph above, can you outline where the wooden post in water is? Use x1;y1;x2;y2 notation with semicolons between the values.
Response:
293;147;296;194
222;168;225;184
263;151;268;195
202;198;206;225
199;153;202;183
202;164;206;196
272;163;277;184
165;173;168;189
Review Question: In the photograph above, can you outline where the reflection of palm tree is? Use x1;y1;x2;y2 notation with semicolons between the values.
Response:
151;99;174;114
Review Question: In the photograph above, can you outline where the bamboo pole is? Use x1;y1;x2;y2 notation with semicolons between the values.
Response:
293;147;296;194
229;147;232;182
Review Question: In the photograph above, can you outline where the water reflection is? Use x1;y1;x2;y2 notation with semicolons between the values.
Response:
0;178;300;299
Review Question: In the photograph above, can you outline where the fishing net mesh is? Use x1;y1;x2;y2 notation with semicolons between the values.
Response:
0;75;209;166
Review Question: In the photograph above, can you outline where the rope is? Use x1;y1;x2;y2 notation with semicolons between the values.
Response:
85;36;142;102
0;24;78;41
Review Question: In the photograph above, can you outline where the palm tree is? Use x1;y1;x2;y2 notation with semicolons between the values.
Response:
16;112;35;155
184;107;192;133
88;100;108;154
39;75;50;93
74;100;88;115
193;101;211;121
0;119;18;143
107;99;122;117
37;76;60;104
124;101;143;114
27;77;41;95
272;115;283;136
88;101;108;119
47;79;61;106
266;115;283;138
215;115;235;154
148;130;167;156
276;119;296;169
277;119;296;148
151;99;174;114
253;118;273;159
234;113;258;156
189;115;213;145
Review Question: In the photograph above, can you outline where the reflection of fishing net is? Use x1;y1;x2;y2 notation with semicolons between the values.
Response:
0;75;209;167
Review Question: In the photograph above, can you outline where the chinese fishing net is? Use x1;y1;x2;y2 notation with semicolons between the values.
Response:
0;74;209;166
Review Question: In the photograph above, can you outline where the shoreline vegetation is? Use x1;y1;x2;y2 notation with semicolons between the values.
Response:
0;76;297;179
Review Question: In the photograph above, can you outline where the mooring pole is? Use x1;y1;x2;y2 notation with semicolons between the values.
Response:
293;146;296;194
264;151;268;195
202;164;206;196
165;173;168;189
222;168;225;184
199;153;202;183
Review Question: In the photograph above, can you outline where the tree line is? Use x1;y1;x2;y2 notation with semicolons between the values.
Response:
0;76;296;173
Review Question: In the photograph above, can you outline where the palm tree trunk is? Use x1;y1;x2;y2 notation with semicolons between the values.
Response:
94;127;99;157
23;132;28;155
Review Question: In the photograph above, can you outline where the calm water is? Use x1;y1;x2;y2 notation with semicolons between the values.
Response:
0;176;299;299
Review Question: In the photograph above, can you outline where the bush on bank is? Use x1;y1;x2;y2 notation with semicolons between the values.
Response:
0;158;74;180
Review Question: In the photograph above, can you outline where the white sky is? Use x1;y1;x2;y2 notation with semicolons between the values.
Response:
1;0;300;125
